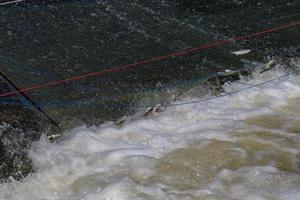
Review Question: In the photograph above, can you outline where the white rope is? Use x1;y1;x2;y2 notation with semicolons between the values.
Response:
0;0;25;6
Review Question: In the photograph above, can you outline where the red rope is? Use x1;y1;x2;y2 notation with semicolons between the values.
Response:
0;21;299;98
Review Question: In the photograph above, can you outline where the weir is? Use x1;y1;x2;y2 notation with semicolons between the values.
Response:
0;0;299;194
0;69;60;127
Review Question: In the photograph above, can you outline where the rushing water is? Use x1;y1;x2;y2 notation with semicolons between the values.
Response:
0;0;300;199
0;0;299;127
0;61;299;199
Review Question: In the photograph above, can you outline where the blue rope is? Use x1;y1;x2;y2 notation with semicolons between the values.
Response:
0;69;298;109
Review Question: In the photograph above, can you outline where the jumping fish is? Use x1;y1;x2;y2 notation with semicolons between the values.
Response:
232;49;251;55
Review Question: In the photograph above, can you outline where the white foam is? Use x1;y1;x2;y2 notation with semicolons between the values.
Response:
0;61;300;199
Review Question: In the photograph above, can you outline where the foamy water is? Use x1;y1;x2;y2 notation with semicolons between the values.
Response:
1;60;300;200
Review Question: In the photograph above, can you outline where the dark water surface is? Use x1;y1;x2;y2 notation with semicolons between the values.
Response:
0;0;300;195
0;0;299;128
